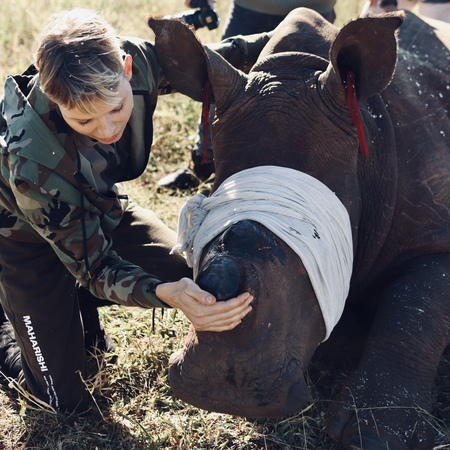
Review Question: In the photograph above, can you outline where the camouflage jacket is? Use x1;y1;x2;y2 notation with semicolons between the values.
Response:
0;37;172;309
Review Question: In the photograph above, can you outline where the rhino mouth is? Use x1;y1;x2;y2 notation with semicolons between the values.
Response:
168;350;310;418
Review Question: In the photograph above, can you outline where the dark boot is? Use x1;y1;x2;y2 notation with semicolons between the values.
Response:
0;307;22;379
157;150;215;191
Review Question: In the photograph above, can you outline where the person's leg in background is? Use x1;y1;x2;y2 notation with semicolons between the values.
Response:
419;0;450;21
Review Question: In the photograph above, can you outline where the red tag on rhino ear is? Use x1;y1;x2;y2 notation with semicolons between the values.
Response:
346;71;369;157
201;80;212;164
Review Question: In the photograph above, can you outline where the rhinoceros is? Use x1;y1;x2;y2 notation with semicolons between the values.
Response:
149;9;450;449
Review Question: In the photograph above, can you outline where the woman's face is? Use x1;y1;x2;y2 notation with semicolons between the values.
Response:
59;72;133;145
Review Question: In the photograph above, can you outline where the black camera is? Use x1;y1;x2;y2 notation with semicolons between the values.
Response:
172;0;219;30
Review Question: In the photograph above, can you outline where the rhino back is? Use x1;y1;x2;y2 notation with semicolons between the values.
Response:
377;13;450;262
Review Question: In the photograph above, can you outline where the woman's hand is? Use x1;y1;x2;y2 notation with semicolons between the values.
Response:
155;278;253;332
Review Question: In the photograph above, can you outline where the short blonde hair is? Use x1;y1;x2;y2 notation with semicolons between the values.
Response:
35;9;125;114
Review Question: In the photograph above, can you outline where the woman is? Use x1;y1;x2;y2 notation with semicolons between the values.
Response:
0;8;253;412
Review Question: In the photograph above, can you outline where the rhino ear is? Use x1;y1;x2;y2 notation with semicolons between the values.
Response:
203;47;248;111
148;17;247;107
324;12;405;100
148;18;208;102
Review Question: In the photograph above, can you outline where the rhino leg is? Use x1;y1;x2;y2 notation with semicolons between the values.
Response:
326;253;450;450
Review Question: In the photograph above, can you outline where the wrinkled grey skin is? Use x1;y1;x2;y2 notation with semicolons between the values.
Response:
149;9;450;450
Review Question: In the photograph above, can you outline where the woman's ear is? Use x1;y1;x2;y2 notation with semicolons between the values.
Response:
124;54;133;80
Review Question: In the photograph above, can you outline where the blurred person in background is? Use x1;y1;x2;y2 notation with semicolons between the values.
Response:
361;0;450;22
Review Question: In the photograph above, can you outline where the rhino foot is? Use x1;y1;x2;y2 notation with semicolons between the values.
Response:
326;375;435;450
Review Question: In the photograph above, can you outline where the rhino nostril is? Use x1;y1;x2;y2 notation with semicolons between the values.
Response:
196;257;241;301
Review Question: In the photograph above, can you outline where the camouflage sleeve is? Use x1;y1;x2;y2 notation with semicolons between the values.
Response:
11;176;168;309
206;32;273;73
141;40;174;95
121;37;173;96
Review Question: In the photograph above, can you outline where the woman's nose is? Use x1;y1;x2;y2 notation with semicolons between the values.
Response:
96;118;115;138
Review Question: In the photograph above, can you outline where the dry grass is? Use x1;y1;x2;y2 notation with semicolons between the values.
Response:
0;0;449;449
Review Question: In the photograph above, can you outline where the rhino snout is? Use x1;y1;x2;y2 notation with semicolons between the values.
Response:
196;256;241;301
169;352;310;418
